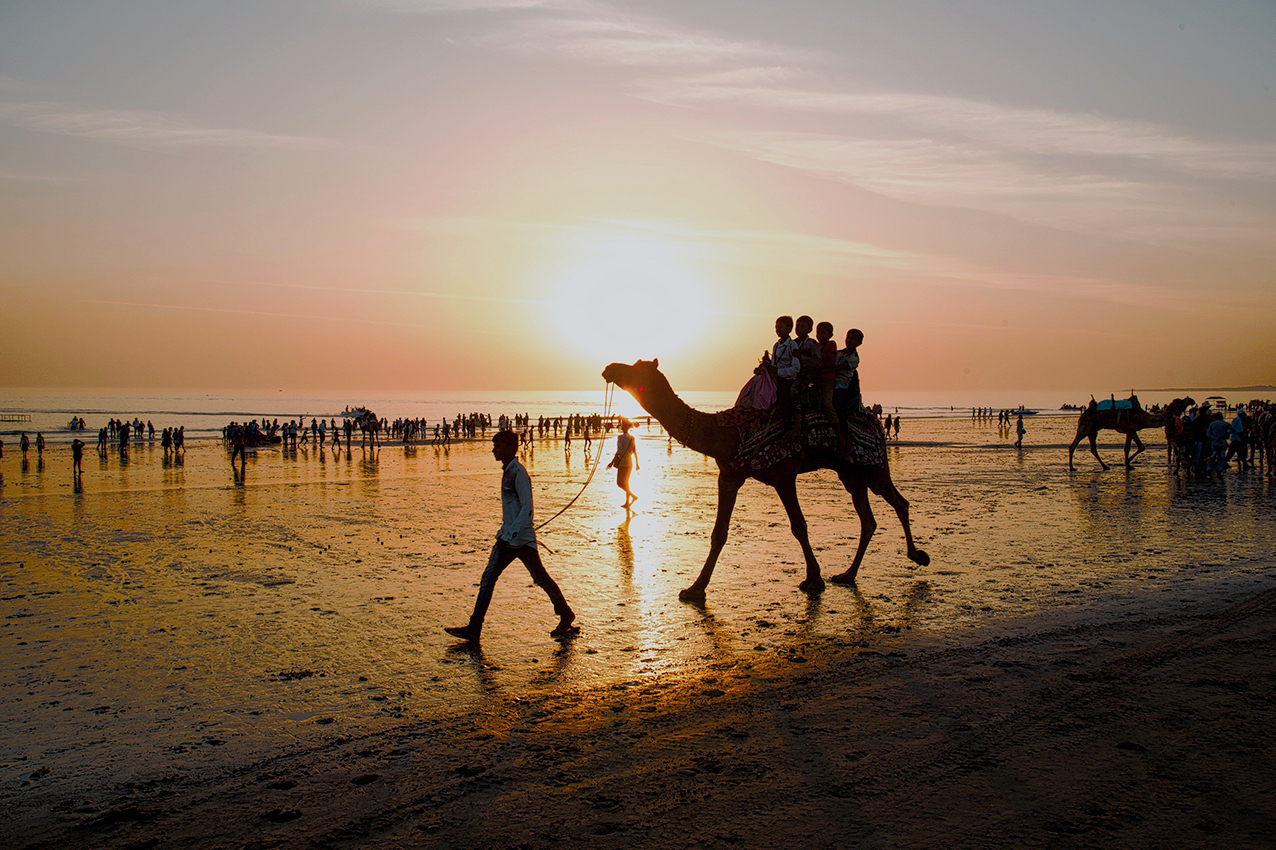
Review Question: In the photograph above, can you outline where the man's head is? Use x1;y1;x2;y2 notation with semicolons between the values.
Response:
775;315;793;338
492;429;519;463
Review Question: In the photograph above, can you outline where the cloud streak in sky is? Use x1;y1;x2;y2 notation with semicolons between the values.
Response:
0;102;333;152
82;299;427;328
382;0;1274;248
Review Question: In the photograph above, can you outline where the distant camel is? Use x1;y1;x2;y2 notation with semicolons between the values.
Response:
355;411;381;447
602;359;928;599
1068;397;1193;471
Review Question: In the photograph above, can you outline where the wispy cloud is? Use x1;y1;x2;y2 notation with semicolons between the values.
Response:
0;102;334;152
363;0;801;68
368;0;1274;247
361;0;586;11
82;299;425;327
408;214;909;266
265;281;551;305
0;167;68;183
640;78;1276;182
470;15;793;67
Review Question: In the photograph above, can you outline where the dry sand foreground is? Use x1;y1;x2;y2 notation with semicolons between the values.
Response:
12;582;1276;850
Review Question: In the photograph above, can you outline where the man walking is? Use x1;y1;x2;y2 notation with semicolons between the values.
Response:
445;430;576;643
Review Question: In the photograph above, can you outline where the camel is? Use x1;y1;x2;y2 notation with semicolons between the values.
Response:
601;359;928;600
1067;396;1192;471
352;410;381;447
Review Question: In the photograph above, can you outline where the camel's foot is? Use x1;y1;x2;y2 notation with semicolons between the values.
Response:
799;577;825;595
830;570;858;586
908;548;930;567
679;586;707;603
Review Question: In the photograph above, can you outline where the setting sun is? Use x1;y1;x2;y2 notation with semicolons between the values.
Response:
551;233;711;365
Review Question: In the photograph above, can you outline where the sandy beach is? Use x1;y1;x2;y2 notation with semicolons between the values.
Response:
3;418;1274;848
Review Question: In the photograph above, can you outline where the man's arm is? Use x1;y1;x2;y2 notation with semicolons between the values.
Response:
512;464;535;536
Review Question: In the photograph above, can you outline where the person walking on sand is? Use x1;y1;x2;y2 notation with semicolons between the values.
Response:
445;430;577;643
1015;413;1026;448
607;418;640;508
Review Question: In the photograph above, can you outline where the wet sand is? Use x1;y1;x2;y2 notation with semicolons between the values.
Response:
3;420;1275;848
9;584;1276;849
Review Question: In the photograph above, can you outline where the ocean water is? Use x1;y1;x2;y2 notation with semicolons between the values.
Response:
1;388;1273;796
0;384;1250;445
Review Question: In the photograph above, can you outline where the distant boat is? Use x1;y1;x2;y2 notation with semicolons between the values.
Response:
1204;395;1228;411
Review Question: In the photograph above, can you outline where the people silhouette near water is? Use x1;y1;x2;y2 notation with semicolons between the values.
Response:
72;438;85;477
229;422;248;481
1015;413;1025;448
444;429;577;644
607;418;639;508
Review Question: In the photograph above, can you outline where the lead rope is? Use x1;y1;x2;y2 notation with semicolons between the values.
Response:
534;380;615;535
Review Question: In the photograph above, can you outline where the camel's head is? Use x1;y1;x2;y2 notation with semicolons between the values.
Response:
1168;396;1195;415
602;358;663;398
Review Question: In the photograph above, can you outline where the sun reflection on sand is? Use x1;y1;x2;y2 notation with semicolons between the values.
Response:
3;416;1275;797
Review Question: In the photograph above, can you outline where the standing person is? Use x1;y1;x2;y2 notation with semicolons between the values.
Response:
894;414;901;439
445;430;577;643
20;432;30;457
1015;413;1026;448
1206;411;1230;472
1224;409;1249;471
71;438;85;477
230;423;248;481
607;419;640;508
36;433;45;457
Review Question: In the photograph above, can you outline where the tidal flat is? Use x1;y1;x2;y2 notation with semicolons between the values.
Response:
3;417;1274;847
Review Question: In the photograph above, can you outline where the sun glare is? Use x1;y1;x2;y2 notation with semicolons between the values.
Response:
550;234;710;365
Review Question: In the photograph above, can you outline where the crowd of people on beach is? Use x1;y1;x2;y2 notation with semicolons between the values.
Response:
1168;400;1273;476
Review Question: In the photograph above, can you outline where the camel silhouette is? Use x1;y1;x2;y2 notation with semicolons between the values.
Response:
602;359;928;600
1067;397;1193;470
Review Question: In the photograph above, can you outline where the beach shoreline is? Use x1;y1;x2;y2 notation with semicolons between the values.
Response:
4;413;1273;848
9;578;1276;849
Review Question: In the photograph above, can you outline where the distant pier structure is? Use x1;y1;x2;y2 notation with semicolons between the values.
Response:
0;414;32;422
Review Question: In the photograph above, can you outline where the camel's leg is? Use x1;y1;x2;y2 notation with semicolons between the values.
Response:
680;468;746;602
864;468;929;569
1068;427;1099;470
831;475;874;585
772;475;824;594
1085;432;1108;470
1125;432;1146;467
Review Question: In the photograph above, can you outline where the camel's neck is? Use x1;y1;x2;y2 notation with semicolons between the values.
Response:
628;382;735;460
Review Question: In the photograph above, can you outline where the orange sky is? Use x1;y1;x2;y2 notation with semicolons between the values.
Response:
2;1;1273;393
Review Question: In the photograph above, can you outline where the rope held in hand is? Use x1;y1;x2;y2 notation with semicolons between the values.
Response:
534;380;615;534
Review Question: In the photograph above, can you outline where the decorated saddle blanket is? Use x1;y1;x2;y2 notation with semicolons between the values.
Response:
715;388;886;471
1095;396;1140;412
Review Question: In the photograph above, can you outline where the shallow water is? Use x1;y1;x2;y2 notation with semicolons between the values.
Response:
1;416;1273;790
